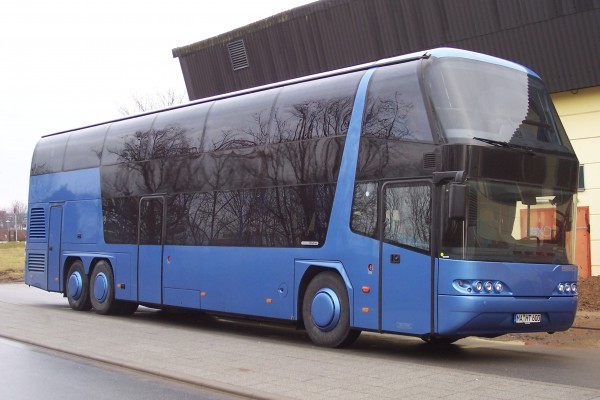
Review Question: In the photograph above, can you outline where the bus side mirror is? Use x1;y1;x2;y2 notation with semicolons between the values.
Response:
449;183;466;221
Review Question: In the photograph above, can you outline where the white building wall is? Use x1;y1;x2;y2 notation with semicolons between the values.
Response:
552;87;600;276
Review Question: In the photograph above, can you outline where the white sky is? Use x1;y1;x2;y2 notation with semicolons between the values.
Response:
0;0;316;210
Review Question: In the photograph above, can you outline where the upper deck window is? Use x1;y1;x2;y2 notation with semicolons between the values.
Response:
272;71;363;142
424;57;574;153
150;103;212;158
362;61;432;142
101;114;157;165
31;134;69;175
63;125;109;171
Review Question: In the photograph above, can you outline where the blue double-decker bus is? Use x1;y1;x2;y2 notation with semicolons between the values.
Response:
25;48;579;346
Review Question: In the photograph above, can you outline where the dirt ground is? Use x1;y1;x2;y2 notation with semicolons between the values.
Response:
2;271;599;348
495;275;600;348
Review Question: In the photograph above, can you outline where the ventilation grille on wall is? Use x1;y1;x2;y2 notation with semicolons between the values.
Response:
28;208;46;240
227;39;249;71
27;253;46;273
423;153;437;170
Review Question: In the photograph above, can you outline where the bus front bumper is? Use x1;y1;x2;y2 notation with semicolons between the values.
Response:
437;295;577;337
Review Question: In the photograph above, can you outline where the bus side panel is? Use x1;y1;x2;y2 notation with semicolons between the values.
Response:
436;259;577;336
28;169;101;204
63;199;103;245
163;246;295;320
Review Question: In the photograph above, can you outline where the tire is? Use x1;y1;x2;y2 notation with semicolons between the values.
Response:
302;271;361;348
66;260;92;311
89;260;118;315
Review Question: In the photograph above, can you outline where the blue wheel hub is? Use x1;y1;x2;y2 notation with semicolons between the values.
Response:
310;288;341;332
93;272;108;303
67;271;83;300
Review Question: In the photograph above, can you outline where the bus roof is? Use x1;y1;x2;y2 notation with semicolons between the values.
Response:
42;47;538;138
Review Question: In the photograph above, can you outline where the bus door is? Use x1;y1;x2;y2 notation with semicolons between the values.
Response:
380;181;433;335
138;196;165;304
47;205;63;292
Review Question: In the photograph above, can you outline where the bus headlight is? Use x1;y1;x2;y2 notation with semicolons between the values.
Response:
557;283;565;293
571;283;577;294
484;281;493;293
473;281;483;292
494;281;503;293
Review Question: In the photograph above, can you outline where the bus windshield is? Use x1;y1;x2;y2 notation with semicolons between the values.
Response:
425;57;573;153
441;180;576;264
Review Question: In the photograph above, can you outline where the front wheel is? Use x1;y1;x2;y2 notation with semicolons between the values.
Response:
302;271;361;348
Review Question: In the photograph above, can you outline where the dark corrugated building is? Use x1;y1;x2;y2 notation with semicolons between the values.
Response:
172;0;600;100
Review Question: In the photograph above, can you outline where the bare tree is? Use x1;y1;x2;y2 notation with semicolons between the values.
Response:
11;200;27;215
117;90;187;116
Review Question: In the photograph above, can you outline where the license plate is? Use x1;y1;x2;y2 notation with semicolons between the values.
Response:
514;313;541;324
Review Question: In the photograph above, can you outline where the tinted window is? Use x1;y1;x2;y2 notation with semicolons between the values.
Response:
363;61;432;142
63;125;109;171
272;71;363;142
101;114;157;165
383;183;431;251
149;103;212;159
101;161;165;198
167;184;335;247
203;89;278;151
139;197;164;245
351;182;378;238
31;134;70;175
102;197;138;244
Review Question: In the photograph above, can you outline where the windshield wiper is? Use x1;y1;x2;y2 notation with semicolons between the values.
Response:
473;137;534;155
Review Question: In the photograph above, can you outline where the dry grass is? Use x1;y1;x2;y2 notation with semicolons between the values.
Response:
0;241;25;282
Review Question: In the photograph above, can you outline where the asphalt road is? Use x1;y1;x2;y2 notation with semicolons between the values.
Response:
0;337;239;400
1;283;599;399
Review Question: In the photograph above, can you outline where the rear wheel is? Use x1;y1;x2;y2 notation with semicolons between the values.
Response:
90;260;118;315
302;271;361;348
66;260;92;311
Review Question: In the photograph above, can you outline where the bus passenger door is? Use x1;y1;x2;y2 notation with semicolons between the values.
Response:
380;181;433;335
138;197;165;305
47;205;63;292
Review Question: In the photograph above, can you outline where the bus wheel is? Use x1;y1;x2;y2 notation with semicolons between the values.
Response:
90;260;117;315
66;260;92;311
302;271;361;348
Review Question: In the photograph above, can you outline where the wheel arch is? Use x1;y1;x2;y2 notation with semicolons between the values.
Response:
294;260;354;328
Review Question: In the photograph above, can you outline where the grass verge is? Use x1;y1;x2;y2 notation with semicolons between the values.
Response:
0;241;25;282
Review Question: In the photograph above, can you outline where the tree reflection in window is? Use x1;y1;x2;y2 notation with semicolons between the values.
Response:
167;185;334;247
362;61;431;142
351;182;378;238
384;184;431;251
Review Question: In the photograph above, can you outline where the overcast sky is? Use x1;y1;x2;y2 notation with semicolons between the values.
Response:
0;0;315;210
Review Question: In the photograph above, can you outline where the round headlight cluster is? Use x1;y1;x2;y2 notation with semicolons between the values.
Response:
455;279;507;294
557;282;577;294
471;280;504;293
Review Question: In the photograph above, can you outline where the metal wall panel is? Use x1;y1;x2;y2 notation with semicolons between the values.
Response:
173;0;600;100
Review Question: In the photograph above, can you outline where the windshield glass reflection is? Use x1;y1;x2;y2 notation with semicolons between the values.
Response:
441;180;575;264
425;57;573;153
